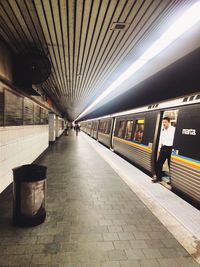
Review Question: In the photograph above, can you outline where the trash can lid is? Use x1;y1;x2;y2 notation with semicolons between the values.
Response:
13;164;47;182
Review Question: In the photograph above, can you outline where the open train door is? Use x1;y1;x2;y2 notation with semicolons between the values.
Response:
155;109;179;183
110;117;116;150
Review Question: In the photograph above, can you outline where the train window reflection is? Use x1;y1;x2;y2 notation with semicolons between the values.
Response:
92;121;97;131
118;121;126;138
133;119;145;143
99;121;104;132
105;121;111;134
124;121;133;140
99;120;111;134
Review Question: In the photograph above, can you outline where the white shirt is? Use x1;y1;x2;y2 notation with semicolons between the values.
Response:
159;125;175;147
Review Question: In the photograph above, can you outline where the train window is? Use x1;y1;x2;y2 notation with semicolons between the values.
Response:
124;121;133;140
117;121;126;138
92;121;96;130
196;95;200;100
105;120;111;134
102;122;105;132
102;121;107;133
163;110;178;127
133;119;145;143
99;121;107;133
103;121;107;133
99;121;104;132
93;122;97;131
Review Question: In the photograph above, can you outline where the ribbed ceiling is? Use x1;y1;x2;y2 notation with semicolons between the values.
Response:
0;0;196;120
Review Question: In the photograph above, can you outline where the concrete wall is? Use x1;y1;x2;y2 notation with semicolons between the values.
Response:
49;113;56;142
49;115;65;142
0;125;49;193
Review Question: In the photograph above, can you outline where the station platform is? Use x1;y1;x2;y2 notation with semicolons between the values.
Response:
0;130;199;267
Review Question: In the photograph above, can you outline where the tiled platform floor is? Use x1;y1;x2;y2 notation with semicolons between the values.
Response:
0;131;199;267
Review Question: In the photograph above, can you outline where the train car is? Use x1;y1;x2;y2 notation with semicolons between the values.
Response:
80;94;200;207
98;117;113;148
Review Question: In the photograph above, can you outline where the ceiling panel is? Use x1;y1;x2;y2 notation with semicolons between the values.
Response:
0;0;197;120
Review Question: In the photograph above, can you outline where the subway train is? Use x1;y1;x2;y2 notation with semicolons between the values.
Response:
80;94;200;208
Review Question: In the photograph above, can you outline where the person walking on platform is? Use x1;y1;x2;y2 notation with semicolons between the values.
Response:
75;124;80;136
152;117;175;183
65;124;69;136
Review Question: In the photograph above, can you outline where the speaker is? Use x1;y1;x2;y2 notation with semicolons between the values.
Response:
13;48;51;95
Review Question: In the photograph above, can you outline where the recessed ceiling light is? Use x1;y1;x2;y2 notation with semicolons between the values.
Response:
110;22;129;31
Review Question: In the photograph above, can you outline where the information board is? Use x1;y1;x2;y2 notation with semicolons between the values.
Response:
34;104;41;124
1;87;49;126
0;88;4;126
41;108;48;124
24;97;34;125
5;90;23;125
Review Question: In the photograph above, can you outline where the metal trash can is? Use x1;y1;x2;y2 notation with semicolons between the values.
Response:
13;164;47;227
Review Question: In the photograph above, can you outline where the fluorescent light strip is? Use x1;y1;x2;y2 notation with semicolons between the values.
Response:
81;114;111;123
83;93;200;120
75;1;200;121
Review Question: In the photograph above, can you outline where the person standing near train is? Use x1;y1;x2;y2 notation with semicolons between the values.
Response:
152;117;175;183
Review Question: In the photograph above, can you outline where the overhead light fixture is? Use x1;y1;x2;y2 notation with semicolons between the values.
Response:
110;22;129;31
75;1;200;121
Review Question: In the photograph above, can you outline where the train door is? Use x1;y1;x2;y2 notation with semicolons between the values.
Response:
96;120;100;141
110;118;116;150
156;109;178;183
